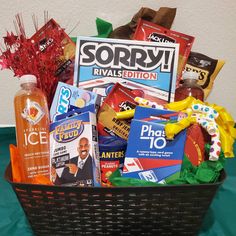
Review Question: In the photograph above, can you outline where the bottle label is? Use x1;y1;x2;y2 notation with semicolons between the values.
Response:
21;101;45;125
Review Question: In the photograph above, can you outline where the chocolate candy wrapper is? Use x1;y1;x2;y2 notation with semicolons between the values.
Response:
184;51;225;98
109;7;176;39
97;83;137;140
133;19;194;86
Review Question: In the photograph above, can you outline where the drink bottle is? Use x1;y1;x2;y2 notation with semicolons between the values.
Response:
14;74;50;183
175;71;204;101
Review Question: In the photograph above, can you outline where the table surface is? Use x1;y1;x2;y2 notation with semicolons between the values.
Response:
0;127;236;236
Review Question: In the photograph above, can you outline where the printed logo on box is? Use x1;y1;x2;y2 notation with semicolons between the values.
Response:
138;170;158;182
53;119;84;143
73;37;179;103
140;124;166;149
50;82;100;122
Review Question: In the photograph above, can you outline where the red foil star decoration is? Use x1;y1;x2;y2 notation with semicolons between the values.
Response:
0;14;75;107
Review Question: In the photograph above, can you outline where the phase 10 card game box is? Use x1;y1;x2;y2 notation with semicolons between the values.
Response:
122;106;187;183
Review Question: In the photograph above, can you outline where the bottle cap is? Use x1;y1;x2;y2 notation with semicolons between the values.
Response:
19;74;37;84
182;71;199;80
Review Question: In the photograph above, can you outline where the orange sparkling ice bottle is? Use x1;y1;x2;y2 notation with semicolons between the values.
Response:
14;74;50;183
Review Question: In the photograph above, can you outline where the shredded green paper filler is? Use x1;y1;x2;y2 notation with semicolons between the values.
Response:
109;144;225;187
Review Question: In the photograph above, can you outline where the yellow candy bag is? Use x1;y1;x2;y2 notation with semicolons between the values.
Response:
184;52;225;98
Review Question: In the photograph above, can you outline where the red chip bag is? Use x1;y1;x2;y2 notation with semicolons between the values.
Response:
133;19;195;86
97;83;137;140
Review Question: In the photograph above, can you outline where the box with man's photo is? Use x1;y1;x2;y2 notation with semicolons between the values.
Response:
50;109;101;187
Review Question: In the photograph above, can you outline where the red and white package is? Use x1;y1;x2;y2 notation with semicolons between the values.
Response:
97;83;137;140
133;19;195;86
31;19;76;85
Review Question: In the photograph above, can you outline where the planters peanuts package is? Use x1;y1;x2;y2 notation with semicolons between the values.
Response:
50;109;101;187
99;136;127;187
50;82;101;122
123;106;186;183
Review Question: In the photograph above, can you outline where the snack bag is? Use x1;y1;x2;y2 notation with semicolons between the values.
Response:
109;7;177;39
97;83;137;140
31;19;76;85
184;124;210;166
133;19;194;86
99;136;127;187
184;51;225;98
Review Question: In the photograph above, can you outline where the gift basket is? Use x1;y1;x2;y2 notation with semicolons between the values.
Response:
2;8;235;236
4;165;226;236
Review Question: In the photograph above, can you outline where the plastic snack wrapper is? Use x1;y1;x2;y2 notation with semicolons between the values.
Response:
116;97;164;120
133;19;194;86
184;124;210;166
184;51;225;98
97;83;137;140
109;7;176;39
30;19;76;85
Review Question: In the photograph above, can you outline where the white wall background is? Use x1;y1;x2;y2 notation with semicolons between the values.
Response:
0;0;236;125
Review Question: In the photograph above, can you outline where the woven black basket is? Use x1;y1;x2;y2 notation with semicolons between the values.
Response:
5;164;226;236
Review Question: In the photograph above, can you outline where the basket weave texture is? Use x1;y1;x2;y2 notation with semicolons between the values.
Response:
5;164;226;236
